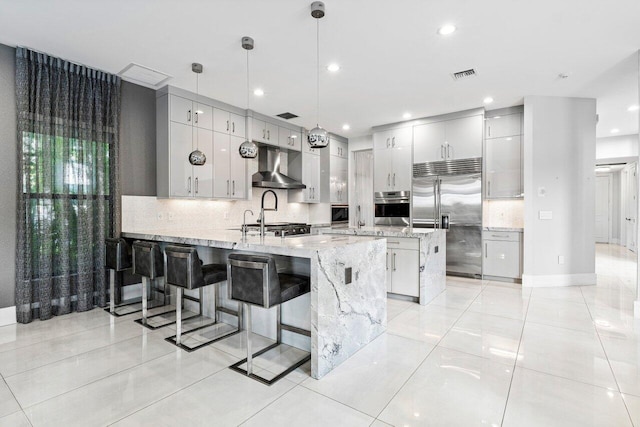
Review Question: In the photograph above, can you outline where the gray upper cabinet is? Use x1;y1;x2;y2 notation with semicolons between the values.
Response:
373;127;412;193
251;118;278;145
484;112;523;199
413;115;483;163
485;113;522;139
169;95;213;130
213;108;246;138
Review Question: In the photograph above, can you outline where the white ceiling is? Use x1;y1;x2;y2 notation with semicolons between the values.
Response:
0;0;639;138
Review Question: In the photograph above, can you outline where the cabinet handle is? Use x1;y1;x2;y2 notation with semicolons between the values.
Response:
227;180;230;196
386;251;389;270
393;173;396;187
226;120;229;132
488;181;491;196
187;110;191;122
441;145;445;159
392;137;395;147
488;125;491;137
195;111;199;124
188;176;191;194
485;243;488;258
393;253;397;271
232;180;235;195
263;129;266;139
447;144;451;158
387;174;390;187
267;130;270;140
232;122;235;133
195;177;198;194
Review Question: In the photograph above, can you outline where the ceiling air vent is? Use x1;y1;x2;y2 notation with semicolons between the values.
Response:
276;112;299;120
451;68;477;81
118;63;172;88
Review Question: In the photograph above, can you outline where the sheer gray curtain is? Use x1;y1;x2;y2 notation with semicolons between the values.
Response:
15;47;121;323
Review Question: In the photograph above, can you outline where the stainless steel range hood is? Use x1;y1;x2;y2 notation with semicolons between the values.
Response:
252;145;306;189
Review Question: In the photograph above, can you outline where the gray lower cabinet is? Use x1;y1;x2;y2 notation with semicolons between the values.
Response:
483;231;522;279
386;237;420;297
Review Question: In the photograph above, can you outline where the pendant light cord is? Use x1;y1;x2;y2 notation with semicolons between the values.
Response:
195;71;199;150
316;18;320;127
246;49;250;110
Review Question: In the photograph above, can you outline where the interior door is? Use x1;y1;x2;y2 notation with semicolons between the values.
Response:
411;176;437;228
626;163;637;252
595;175;610;243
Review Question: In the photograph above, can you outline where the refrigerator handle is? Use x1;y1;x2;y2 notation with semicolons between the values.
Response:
433;179;439;228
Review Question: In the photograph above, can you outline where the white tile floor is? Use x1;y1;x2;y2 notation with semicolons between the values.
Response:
0;243;638;426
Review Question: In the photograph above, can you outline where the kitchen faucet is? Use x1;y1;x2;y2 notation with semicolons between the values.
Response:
258;190;278;237
242;209;254;238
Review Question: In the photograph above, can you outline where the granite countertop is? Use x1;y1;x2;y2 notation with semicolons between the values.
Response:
482;227;523;232
121;228;383;257
319;226;439;238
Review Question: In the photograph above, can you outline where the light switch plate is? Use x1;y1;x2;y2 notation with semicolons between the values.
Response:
539;210;553;220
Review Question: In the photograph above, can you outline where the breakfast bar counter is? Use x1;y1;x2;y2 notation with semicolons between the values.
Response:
122;229;387;379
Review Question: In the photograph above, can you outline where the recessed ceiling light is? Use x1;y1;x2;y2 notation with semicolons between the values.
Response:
611;128;620;134
403;112;412;119
483;97;494;104
327;63;340;72
342;124;350;130
253;88;264;96
437;24;456;36
628;105;639;112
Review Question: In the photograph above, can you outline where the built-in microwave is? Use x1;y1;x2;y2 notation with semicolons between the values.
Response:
374;191;410;226
331;204;349;226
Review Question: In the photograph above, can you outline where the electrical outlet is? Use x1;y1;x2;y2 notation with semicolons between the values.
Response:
168;212;175;220
157;212;164;221
558;255;565;265
345;267;352;284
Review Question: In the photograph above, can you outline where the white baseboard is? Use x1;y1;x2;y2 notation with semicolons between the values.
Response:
0;306;16;326
522;273;597;288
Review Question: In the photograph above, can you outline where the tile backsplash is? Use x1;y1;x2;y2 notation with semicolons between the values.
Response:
483;199;524;229
122;188;311;232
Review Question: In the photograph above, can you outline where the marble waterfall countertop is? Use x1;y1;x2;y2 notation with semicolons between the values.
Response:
121;228;387;380
318;226;447;305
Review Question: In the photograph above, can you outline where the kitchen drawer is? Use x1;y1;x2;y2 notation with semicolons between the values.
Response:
386;237;419;251
484;240;521;278
482;231;521;242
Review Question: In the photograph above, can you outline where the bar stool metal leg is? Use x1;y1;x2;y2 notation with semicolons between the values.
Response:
176;287;183;345
246;303;253;376
109;270;116;314
141;276;148;325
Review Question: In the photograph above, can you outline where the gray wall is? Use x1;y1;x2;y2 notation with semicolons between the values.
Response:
0;43;156;309
0;44;16;309
120;81;156;196
523;96;597;285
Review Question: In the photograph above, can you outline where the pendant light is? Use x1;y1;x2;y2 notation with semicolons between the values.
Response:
307;1;329;149
238;36;259;159
188;62;206;166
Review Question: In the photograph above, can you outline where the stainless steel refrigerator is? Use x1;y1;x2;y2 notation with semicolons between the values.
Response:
412;158;482;277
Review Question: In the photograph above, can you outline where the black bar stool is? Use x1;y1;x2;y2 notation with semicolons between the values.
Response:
164;245;242;351
132;241;171;329
227;253;311;385
105;237;133;316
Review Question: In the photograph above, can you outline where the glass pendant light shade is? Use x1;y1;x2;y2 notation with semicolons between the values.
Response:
188;150;206;165
239;36;259;159
308;126;329;148
238;140;258;158
189;62;206;166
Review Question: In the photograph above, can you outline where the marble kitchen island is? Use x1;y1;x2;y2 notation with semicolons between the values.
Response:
121;229;386;379
318;227;446;305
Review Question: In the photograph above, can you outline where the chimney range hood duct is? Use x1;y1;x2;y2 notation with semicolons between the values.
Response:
252;146;306;189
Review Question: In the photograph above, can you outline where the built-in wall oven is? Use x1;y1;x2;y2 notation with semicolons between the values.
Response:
331;204;349;227
374;191;410;226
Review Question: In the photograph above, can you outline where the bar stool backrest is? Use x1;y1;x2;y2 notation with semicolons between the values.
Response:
228;253;281;308
132;241;164;279
164;246;205;290
105;237;132;271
